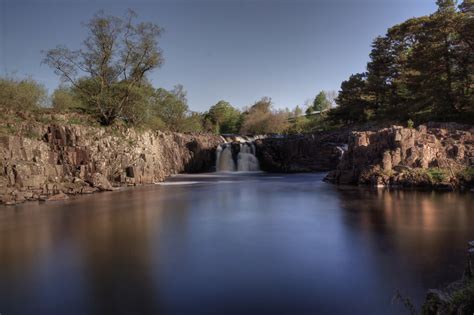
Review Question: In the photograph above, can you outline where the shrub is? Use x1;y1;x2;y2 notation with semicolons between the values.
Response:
0;77;47;110
51;86;83;112
426;168;447;183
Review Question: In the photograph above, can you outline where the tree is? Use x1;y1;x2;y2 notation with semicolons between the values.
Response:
152;85;189;132
330;1;473;124
240;97;289;134
51;86;82;111
43;10;163;125
306;91;331;114
181;112;205;133
437;0;457;13
329;73;373;124
207;100;242;134
293;105;303;117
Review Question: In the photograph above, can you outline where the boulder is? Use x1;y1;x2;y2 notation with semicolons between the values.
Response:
88;173;114;191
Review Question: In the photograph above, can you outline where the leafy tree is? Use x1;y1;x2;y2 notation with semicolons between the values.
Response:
51;86;83;111
330;73;373;124
330;1;473;124
207;100;242;134
306;91;331;114
180;112;205;133
43;10;163;125
151;85;190;132
293;105;303;117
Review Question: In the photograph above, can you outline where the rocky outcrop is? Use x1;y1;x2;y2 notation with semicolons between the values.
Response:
0;124;222;204
325;123;474;189
255;131;349;172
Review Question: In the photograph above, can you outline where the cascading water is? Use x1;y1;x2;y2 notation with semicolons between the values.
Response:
216;141;260;172
237;142;260;171
216;144;236;171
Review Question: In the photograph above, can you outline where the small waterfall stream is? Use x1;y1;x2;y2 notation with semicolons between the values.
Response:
216;140;260;172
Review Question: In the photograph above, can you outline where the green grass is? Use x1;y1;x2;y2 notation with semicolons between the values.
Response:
426;168;447;183
459;167;474;183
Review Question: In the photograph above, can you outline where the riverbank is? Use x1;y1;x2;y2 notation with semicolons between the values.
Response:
1;112;473;205
0;113;222;205
325;123;474;191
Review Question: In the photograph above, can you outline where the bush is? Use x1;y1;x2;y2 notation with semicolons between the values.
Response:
240;97;289;134
0;77;46;110
51;86;83;111
426;168;447;183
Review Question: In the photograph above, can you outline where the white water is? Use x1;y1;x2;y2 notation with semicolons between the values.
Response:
216;142;260;172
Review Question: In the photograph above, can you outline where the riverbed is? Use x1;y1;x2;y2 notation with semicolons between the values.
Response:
0;173;473;314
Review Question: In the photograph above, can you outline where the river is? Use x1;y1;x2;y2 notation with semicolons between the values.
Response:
0;173;473;314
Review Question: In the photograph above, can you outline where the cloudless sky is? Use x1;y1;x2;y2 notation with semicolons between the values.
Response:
1;0;437;111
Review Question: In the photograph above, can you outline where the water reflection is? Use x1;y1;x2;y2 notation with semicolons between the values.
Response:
0;174;472;315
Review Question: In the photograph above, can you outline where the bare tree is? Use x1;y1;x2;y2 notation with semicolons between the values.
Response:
43;10;163;125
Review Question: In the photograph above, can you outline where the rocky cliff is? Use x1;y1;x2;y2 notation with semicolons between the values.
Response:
0;124;222;205
325;123;474;189
255;131;349;172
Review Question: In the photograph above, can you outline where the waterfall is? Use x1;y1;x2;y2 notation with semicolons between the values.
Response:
216;141;260;172
216;144;236;171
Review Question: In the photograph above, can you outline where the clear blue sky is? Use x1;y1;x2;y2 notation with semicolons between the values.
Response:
0;0;437;111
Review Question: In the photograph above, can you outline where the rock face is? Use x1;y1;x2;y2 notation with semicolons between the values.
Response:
325;123;474;188
255;131;348;172
0;124;222;204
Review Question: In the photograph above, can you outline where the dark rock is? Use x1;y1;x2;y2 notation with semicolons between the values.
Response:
255;133;348;172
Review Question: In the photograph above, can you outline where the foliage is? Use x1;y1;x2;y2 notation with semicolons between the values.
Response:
287;116;310;134
426;168;447;183
43;10;163;125
240;97;290;134
306;91;331;114
51;86;83;111
421;278;474;315
180;112;205;133
407;119;414;129
207;100;242;134
458;166;474;184
330;1;473;125
151;85;190;132
0;77;47;111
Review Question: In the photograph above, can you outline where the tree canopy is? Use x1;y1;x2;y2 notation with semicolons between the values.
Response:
330;0;473;125
306;91;332;114
207;100;242;134
44;10;163;125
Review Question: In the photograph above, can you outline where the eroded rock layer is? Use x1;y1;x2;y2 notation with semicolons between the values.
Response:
325;123;474;189
0;124;222;204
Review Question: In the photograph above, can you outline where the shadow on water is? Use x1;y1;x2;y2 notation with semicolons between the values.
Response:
0;173;472;315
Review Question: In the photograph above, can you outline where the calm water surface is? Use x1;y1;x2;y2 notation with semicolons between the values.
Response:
0;173;473;315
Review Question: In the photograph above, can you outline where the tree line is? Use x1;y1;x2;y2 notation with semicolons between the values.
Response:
1;1;471;135
1;9;334;134
330;0;473;125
